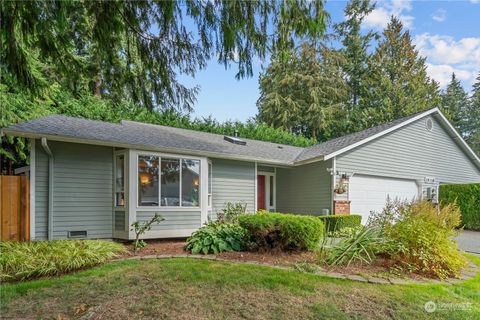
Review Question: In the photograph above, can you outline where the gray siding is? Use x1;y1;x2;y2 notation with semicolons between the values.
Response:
137;211;201;230
336;115;480;184
35;140;113;240
115;211;126;231
276;160;332;215
211;158;255;217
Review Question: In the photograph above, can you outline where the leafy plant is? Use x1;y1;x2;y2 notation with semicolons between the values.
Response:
318;214;362;233
238;212;324;251
131;213;164;251
184;222;247;255
324;226;382;268
440;183;480;230
0;240;125;282
369;199;467;279
217;202;247;223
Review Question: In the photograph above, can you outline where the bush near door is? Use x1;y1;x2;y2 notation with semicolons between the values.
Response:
238;211;324;251
318;214;362;233
439;183;480;231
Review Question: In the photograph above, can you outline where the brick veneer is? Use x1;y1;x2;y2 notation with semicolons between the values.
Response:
334;200;351;215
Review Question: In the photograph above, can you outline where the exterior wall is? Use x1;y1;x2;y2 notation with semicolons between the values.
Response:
335;115;480;184
210;158;256;218
34;140;113;240
276;159;333;215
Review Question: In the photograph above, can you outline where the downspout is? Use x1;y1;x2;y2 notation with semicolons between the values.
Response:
41;138;54;240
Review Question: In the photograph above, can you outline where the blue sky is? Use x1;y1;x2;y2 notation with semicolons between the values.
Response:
181;0;480;122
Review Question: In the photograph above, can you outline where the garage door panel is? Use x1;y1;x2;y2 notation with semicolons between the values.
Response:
349;175;419;224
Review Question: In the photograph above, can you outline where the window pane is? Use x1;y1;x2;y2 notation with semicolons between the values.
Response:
161;158;180;206
138;156;159;206
115;155;125;207
182;159;200;207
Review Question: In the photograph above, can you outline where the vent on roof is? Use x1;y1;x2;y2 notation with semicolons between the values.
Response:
68;230;87;238
224;135;247;145
425;118;434;132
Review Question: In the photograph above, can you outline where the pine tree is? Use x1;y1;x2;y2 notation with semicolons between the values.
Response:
361;17;440;127
257;43;348;141
440;73;470;135
335;0;376;116
467;73;480;155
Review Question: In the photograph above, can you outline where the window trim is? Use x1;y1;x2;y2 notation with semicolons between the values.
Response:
136;151;202;209
207;160;213;209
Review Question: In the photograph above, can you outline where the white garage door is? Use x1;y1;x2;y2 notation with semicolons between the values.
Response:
349;175;419;224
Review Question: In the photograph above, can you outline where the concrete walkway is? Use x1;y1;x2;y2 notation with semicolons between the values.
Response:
456;230;480;255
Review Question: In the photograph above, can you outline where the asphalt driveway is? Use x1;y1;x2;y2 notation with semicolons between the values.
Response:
455;230;480;255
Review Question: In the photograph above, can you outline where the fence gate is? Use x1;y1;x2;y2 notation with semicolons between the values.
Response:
0;176;30;241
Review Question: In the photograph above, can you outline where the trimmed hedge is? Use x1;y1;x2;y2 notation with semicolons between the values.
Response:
439;183;480;231
318;214;362;233
238;212;324;251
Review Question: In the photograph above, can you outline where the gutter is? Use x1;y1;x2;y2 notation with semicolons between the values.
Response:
41;137;54;240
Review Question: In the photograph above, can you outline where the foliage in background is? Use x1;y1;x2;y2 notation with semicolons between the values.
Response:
369;200;466;279
217;202;247;224
0;240;125;282
1;0;328;111
324;226;382;268
238;211;324;251
318;214;362;234
440;183;480;231
184;222;247;255
131;213;164;251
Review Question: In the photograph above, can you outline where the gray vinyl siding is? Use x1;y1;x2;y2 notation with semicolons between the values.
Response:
211;158;255;218
115;211;126;231
137;211;201;230
336;115;480;184
34;140;113;240
276;160;332;215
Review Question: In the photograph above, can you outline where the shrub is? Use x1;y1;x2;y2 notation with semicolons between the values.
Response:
439;183;480;231
370;199;467;279
318;214;362;233
184;222;247;255
131;213;164;251
325;226;382;268
238;212;324;251
217;202;247;223
0;240;125;282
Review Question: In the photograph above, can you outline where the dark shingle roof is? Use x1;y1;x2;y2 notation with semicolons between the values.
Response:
3;109;440;165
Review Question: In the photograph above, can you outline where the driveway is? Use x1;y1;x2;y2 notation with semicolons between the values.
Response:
455;230;480;255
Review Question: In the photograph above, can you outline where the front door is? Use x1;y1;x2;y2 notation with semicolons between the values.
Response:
257;173;275;211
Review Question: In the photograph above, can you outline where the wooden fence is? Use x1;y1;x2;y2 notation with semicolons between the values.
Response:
0;176;30;241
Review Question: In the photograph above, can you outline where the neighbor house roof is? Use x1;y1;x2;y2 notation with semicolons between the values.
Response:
3;108;479;167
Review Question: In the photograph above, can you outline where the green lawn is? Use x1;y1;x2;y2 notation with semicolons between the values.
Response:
1;255;479;320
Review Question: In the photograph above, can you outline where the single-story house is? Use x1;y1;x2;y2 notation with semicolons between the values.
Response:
2;107;480;241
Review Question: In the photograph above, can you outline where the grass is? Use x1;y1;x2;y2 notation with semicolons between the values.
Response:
0;240;125;282
1;255;479;319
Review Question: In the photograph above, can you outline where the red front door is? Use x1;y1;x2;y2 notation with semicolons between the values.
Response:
257;175;266;210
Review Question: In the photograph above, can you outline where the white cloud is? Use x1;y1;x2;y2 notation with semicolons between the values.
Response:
470;0;479;4
431;9;446;22
414;33;480;88
363;0;414;30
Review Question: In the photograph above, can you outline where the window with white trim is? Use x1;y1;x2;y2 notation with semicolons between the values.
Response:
115;154;125;207
137;155;201;208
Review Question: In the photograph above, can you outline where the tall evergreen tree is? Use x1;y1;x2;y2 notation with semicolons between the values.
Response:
467;73;480;155
440;73;470;135
335;0;376;116
257;43;348;141
0;0;328;111
361;17;440;127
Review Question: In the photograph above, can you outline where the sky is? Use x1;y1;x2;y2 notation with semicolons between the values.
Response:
180;0;480;122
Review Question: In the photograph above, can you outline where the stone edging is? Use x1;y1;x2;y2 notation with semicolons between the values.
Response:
115;254;479;285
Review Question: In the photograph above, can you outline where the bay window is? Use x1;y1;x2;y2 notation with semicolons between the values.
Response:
137;154;201;208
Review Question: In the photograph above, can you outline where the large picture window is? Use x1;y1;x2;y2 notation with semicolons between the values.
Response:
137;154;201;208
138;156;159;206
182;159;200;207
161;158;180;206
